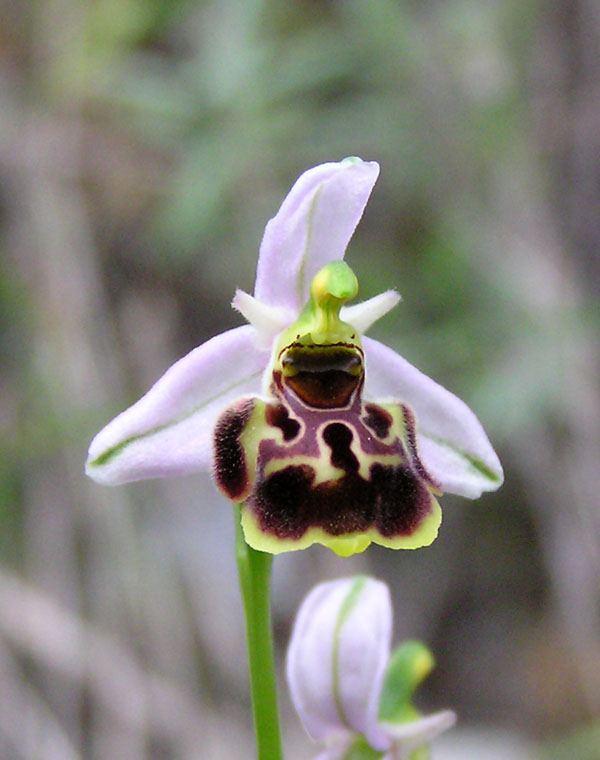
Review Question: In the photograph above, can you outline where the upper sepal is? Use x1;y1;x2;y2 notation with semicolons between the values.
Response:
254;158;380;313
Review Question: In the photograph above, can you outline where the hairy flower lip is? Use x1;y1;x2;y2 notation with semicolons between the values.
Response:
86;157;503;517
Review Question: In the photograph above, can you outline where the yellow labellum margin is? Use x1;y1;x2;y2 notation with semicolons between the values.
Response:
214;262;443;556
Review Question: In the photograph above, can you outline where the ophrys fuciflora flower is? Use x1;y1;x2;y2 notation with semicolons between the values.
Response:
86;158;503;555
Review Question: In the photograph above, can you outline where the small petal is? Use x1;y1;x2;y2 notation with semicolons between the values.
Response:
231;289;292;348
86;325;269;485
287;577;392;752
254;158;380;313
381;710;456;758
363;338;503;497
341;290;401;334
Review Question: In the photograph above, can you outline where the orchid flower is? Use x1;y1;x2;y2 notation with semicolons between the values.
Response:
86;157;503;555
286;576;456;760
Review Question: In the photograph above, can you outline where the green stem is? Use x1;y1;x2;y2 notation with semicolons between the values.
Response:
234;504;283;760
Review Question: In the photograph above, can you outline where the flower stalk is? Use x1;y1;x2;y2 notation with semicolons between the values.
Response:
234;503;283;760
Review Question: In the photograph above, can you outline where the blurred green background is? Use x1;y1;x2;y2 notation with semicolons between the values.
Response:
1;1;599;758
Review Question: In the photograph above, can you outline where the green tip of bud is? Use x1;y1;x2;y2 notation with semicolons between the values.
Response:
378;641;436;723
341;156;362;166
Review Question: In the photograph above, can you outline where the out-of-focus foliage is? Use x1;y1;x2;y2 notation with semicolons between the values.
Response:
1;1;599;758
537;722;600;760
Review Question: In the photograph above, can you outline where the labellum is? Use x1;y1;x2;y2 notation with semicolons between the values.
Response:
214;262;442;556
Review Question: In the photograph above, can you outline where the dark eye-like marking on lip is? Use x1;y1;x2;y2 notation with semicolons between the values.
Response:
363;403;393;439
279;342;364;410
321;422;359;473
265;403;301;441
